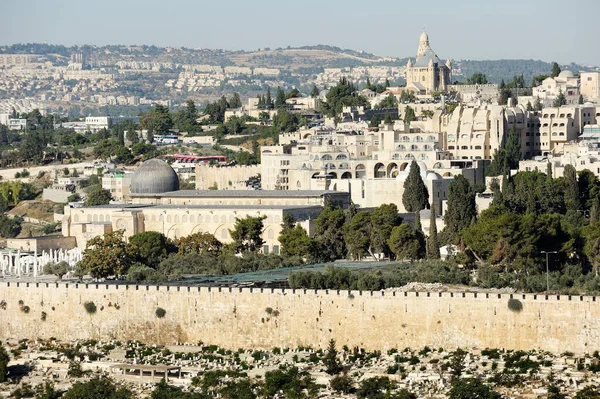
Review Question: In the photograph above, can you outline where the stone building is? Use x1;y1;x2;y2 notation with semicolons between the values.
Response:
61;159;349;252
405;32;452;94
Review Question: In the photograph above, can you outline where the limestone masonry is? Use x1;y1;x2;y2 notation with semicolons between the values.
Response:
0;282;598;354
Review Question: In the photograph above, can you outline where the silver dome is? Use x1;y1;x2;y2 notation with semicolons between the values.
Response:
130;159;179;194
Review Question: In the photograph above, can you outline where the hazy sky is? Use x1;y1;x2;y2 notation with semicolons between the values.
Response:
2;0;599;66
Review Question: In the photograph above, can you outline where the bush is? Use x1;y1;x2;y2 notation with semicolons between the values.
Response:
330;373;354;394
40;311;47;321
83;301;97;314
508;298;523;313
155;307;166;318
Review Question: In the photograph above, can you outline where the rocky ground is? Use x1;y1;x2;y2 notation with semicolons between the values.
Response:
1;337;600;398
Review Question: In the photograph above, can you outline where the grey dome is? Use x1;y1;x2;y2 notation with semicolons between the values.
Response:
130;159;179;194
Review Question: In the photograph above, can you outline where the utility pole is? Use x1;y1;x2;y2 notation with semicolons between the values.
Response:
540;251;557;292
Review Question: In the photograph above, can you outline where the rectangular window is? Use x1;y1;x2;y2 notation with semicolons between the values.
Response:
263;245;269;254
273;245;280;255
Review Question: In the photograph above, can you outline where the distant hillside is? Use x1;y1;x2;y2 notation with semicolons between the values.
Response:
0;43;596;84
454;59;594;85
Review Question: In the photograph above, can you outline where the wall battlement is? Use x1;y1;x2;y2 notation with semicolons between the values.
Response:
0;282;598;354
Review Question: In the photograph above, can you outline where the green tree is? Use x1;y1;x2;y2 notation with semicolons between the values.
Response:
548;385;566;399
324;339;343;375
356;376;393;399
84;187;112;206
275;86;286;108
564;164;580;211
579;94;585;104
63;377;133;399
344;211;373;260
76;230;131;278
229;93;242;109
265;87;273;109
375;94;398;109
0;344;9;383
272;109;299;133
534;97;543;111
151;379;210;399
466;73;487;84
310;85;320;98
448;378;500;399
553;89;567;107
574;386;600;399
450;348;467;380
505;128;522;169
403;105;416;124
127;231;174;268
314;203;347;260
278;224;316;259
43;261;69;280
370;203;402;259
427;207;440;259
140;104;173;135
402;160;429;214
444;175;476;240
388;224;425;261
591;196;600;225
229;215;266;253
177;232;223;256
550;62;561;78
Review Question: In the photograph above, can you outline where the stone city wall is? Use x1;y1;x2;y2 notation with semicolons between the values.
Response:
0;282;599;354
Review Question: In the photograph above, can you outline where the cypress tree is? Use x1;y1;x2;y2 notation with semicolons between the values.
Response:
591;196;600;225
427;207;440;259
444;175;476;240
414;211;422;232
403;160;429;231
402;160;429;213
564;164;580;211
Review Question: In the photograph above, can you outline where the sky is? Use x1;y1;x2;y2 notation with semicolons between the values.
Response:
2;0;600;66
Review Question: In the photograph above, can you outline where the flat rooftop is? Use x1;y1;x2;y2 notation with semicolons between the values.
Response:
131;190;346;198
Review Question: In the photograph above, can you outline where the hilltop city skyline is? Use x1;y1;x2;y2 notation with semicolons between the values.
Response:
2;0;600;66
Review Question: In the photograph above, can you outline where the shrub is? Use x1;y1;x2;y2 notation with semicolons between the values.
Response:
41;311;47;321
155;307;166;318
330;373;354;394
508;298;523;312
83;301;97;314
265;307;273;315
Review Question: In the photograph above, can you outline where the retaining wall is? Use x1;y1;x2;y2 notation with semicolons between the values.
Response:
0;282;598;353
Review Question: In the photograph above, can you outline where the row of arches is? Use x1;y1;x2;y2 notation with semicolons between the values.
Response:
396;144;434;151
448;145;483;150
314;154;349;161
398;135;437;142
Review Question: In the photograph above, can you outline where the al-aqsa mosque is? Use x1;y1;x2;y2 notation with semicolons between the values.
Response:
61;159;349;253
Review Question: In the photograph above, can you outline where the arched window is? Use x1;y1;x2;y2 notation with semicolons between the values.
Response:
338;163;348;169
374;163;386;178
461;146;468;150
167;215;172;223
414;136;423;142
461;134;469;139
221;229;228;239
410;144;419;151
401;136;410;142
397;145;406;151
335;154;347;160
422;145;432;151
341;172;352;179
433;162;442;169
448;134;456;142
321;154;332;160
190;215;195;224
419;154;428;160
405;153;415;160
355;164;366;178
474;145;482;150
174;215;179;223
325;163;336;170
475;134;483;139
427;136;436;142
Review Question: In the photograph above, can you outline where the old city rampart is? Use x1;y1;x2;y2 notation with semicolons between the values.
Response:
0;282;598;354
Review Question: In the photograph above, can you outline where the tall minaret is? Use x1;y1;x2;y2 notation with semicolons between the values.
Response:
416;31;430;59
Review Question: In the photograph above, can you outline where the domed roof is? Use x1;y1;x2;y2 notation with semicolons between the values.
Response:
130;159;179;194
426;171;442;180
396;161;429;181
558;70;574;79
419;31;429;43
